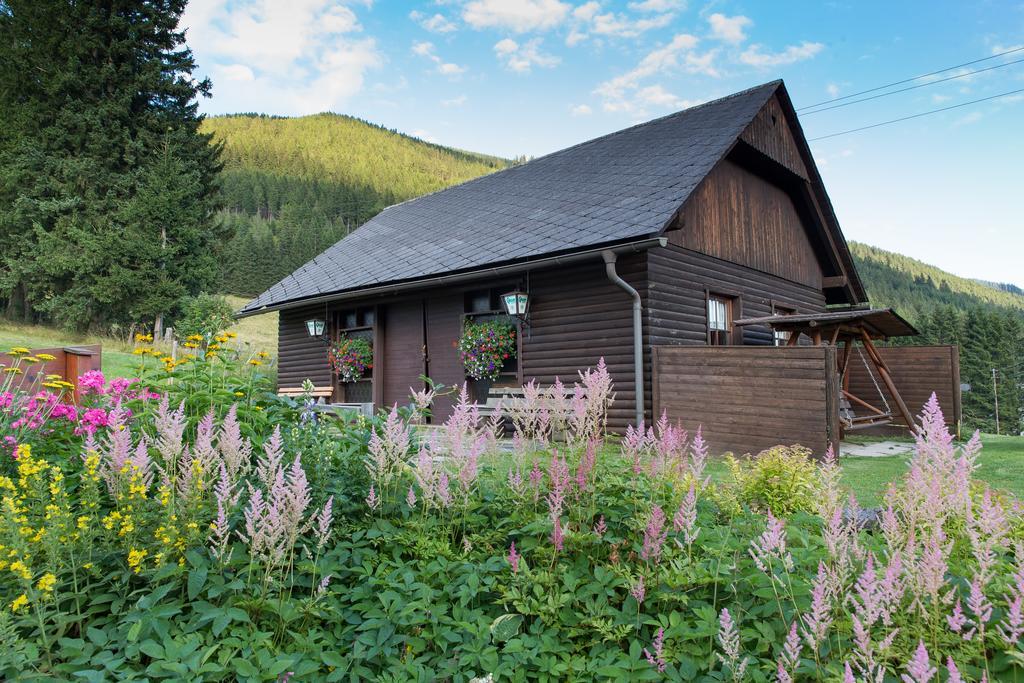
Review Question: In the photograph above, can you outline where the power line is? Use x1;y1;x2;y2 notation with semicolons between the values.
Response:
807;87;1024;141
801;56;1024;115
797;44;1024;111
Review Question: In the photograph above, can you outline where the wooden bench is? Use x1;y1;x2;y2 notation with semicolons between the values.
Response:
277;386;333;399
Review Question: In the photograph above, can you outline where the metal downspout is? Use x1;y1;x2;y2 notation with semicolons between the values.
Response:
602;250;644;427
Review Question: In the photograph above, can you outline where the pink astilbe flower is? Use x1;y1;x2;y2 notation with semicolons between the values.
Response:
901;641;937;683
630;576;645;604
947;600;968;636
623;422;648;475
314;496;333;552
643;627;667;673
750;511;794;574
945;658;964;683
367;405;411;487
594;515;607;537
507;466;524;496
689;426;709;486
508;542;520;574
801;562;832;651
528;459;544;501
575;439;598;491
910;527;951;614
406;486;417;509
255;426;285;487
673;482;699;547
716;608;748;682
775;621;801;682
366;485;380;511
436;472;452;508
550;517;565;553
964;575;993;640
315;575;332;599
408;386;435;424
843;662;855;683
210;464;234;561
849;554;904;679
217;404;253;483
546;449;570;521
997;560;1024;646
640;503;668;564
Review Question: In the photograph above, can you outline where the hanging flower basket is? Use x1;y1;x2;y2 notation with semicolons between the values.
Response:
458;319;516;382
327;336;373;383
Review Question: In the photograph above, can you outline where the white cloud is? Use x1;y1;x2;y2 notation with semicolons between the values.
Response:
410;10;457;33
494;38;561;73
567;2;676;44
571;103;593;116
594;34;715;114
216;63;256;82
739;41;824;68
463;0;570;32
707;13;751;44
181;0;381;114
442;95;468;107
826;82;840;98
628;0;686;11
411;40;467;78
636;84;699;109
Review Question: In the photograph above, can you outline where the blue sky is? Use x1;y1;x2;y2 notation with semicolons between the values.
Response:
181;0;1024;287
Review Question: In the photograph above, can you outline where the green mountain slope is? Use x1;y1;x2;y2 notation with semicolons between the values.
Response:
201;113;508;296
850;241;1024;321
851;241;1023;433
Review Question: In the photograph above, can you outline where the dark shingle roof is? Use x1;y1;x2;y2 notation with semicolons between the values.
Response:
241;81;781;314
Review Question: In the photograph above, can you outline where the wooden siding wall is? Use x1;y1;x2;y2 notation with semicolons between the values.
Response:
381;300;425;409
277;305;332;390
423;293;466;420
652;346;839;456
846;345;961;432
15;345;102;405
647;244;827;348
671;159;822;290
521;254;647;433
739;94;809;179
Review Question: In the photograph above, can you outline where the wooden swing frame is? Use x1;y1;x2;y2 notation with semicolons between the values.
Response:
734;308;920;437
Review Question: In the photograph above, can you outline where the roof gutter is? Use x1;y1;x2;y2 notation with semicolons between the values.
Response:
235;236;668;318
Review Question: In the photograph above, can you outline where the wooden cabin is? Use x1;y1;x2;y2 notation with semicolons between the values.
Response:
239;80;878;439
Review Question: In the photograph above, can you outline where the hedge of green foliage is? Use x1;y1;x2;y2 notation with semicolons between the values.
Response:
0;350;1020;682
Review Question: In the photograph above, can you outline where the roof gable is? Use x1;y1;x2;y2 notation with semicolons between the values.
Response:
241;81;788;314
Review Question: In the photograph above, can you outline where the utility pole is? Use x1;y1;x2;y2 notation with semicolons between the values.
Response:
992;368;1000;435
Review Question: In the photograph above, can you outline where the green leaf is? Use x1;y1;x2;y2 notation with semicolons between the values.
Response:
187;565;209;600
490;614;524;643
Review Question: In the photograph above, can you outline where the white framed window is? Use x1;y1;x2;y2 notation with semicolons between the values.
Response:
773;305;795;346
708;295;733;345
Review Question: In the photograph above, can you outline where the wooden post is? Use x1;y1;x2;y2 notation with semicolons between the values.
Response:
859;330;918;434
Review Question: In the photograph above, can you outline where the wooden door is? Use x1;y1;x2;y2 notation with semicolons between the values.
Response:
424;293;466;422
381;299;426;409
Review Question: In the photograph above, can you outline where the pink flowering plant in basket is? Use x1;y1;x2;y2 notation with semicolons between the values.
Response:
327;336;373;383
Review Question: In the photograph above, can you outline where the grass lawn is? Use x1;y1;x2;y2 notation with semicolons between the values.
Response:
702;434;1024;507
0;294;278;379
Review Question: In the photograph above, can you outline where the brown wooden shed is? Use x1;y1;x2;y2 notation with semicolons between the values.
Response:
238;80;949;449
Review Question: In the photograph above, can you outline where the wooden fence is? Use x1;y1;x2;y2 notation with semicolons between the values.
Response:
845;344;961;434
13;345;102;404
651;346;839;456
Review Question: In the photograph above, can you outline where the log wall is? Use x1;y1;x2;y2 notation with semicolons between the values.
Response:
652;345;840;456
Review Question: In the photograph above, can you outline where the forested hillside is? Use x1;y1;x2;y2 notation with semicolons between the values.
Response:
852;241;1024;434
850;241;1024;321
202;114;508;296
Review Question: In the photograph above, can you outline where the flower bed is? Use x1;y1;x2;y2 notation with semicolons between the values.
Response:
0;348;1019;681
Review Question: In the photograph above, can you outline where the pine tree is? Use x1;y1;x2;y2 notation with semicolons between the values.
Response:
0;0;223;331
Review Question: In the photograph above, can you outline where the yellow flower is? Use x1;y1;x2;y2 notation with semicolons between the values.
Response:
2;367;22;375
36;573;56;593
257;351;269;359
127;548;147;574
227;332;238;339
10;594;28;612
132;348;144;356
9;560;30;581
8;347;29;355
82;563;93;570
205;351;218;359
248;359;262;366
233;391;244;397
22;356;39;364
